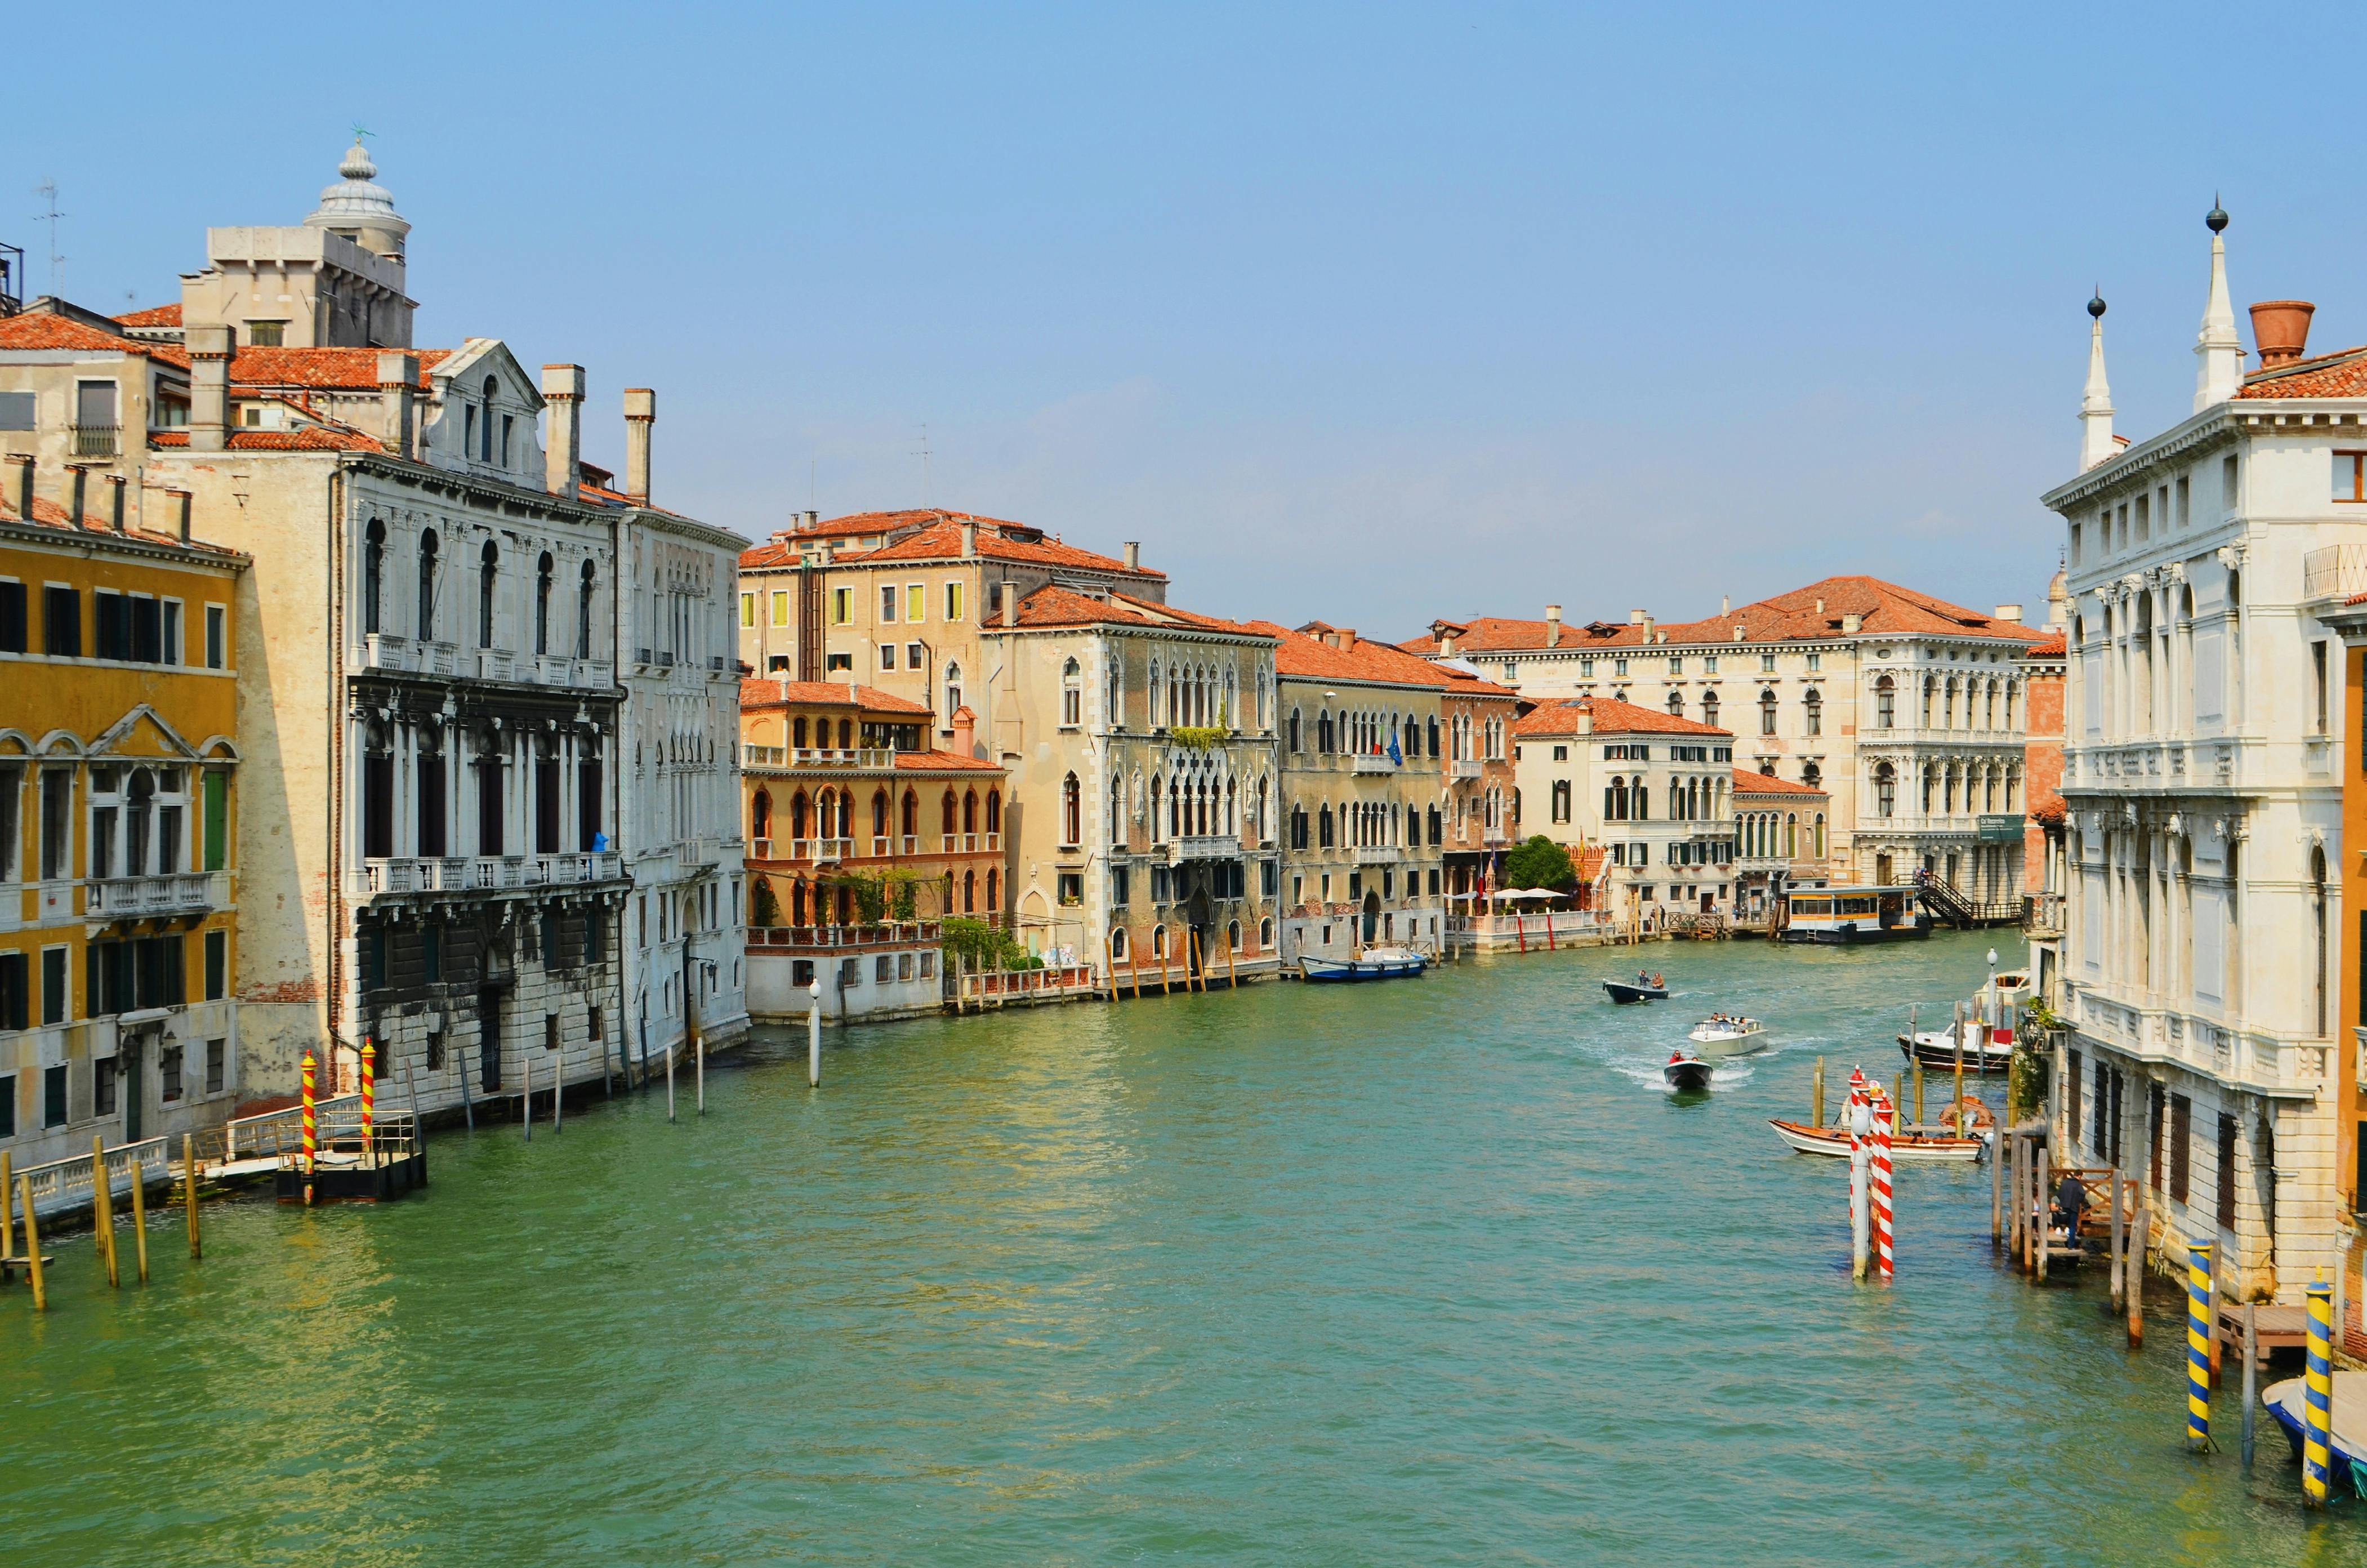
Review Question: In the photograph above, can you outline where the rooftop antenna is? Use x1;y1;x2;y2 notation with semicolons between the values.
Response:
912;424;932;509
32;179;65;297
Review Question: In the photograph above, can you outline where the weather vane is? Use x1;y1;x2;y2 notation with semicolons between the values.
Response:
351;123;374;144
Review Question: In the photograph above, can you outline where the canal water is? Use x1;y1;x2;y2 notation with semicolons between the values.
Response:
6;931;2362;1565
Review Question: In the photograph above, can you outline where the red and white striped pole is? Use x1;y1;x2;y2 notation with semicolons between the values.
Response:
1846;1069;1871;1282
1871;1086;1896;1281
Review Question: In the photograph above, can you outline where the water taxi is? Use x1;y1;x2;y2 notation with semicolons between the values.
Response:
1688;1015;1767;1054
1299;945;1430;983
1897;967;2032;1072
1778;884;1933;946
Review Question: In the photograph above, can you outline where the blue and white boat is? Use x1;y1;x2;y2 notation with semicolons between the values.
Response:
2264;1371;2367;1493
1299;946;1430;983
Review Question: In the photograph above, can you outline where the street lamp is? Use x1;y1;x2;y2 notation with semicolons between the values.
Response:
1986;946;2000;1030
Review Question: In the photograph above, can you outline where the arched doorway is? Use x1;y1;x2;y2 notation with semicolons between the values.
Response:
1361;889;1380;946
1185;880;1213;975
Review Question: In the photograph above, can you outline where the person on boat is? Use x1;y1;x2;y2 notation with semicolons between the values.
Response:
2051;1171;2087;1239
1669;1049;1685;1064
1651;972;1664;988
1637;970;1652;986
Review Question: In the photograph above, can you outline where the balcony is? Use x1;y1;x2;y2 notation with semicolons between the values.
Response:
741;744;895;770
1354;844;1401;865
1165;834;1241;865
2022;891;2067;939
938;832;1002;855
781;837;853;864
1450;759;1483;780
348;853;621;898
1352;753;1397;775
477;648;516;682
2306;544;2367;602
86;871;226;917
359;634;463;676
72;422;121;457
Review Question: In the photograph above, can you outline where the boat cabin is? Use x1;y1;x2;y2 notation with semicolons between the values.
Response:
1779;884;1932;945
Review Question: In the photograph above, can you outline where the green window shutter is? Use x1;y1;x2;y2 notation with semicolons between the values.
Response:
203;772;227;871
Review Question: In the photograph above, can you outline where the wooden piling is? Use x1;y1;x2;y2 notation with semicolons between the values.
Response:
184;1134;201;1260
602;1032;613;1097
20;1177;43;1311
2109;1169;2124;1310
666;1044;676;1121
2127;1188;2145;1346
1227;929;1238;988
1;1150;12;1262
92;1137;118;1288
696;1032;705;1116
2034;1139;2049;1283
1913;1063;1924;1129
1812;1056;1825;1128
2241;1302;2258;1467
128;1159;149;1285
1892;1072;1905;1135
460;1053;475;1132
522;1049;533;1142
1128;939;1142;1000
1990;1116;2003;1248
554;1050;563;1132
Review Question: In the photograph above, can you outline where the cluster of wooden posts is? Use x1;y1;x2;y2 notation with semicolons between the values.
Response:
1;1135;203;1312
1106;926;1237;1000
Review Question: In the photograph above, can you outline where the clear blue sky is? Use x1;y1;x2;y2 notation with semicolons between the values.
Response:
14;3;2364;636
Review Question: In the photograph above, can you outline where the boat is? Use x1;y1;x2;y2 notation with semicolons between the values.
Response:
1898;967;2033;1072
1765;1117;1989;1162
1662;1052;1714;1090
1299;945;1430;983
2263;1371;2367;1491
1603;979;1669;1004
1688;1016;1767;1055
1777;884;1934;946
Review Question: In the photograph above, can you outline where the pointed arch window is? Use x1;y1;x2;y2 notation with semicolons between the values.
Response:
1700;691;1718;730
1758;688;1777;736
1876;675;1896;730
1062;772;1082;847
577;560;596;658
534;552;555;655
478;541;499;649
944;662;963;728
417;529;439;640
1062;658;1082;728
1874;761;1896;817
363;519;385;634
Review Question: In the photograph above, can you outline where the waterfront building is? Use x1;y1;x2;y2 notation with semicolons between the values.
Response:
737;679;1003;1020
980;583;1279;983
1430;664;1522;907
0;305;191;536
1511;697;1736;929
1261;621;1448;960
1410;581;2044;899
0;462;247;1167
2045;213;2355;1300
1731;769;1830;930
2017;576;2071;1000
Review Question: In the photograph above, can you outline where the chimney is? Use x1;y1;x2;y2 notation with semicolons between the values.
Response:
2250;300;2315;368
623;387;655;502
541;364;585;501
1577;708;1593;735
5;453;32;522
1814;598;1825;616
1439;629;1459;656
188;324;233;453
1335;627;1357;653
1720;595;1730;615
66;465;88;527
1841;612;1862;634
107;474;127;532
1545;604;1562;647
168;488;192;544
1124;540;1141;571
960;520;977;558
377;352;418;459
1641;615;1654;641
1000;581;1018;628
806;510;818;528
950;704;977;758
1994;603;2024;623
1628;608;1646;625
817;540;835;565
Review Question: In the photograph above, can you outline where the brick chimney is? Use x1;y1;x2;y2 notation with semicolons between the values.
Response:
1628;608;1646;624
1993;604;2023;623
168;488;192;544
1000;581;1018;627
188;325;233;453
5;453;32;521
541;364;585;501
1438;627;1459;656
106;474;127;532
960;520;977;558
66;464;88;527
1334;627;1357;653
377;352;418;459
950;703;977;758
1841;612;1862;634
1545;604;1562;648
1124;541;1140;571
2250;300;2315;368
623;387;655;502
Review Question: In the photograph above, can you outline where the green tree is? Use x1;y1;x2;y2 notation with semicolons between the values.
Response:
749;876;783;928
1503;834;1577;890
941;917;1044;971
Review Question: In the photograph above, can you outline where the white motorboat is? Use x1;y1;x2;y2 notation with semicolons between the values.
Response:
1688;1016;1767;1055
1299;945;1430;983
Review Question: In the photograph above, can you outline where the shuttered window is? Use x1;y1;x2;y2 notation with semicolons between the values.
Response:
2169;1093;2192;1204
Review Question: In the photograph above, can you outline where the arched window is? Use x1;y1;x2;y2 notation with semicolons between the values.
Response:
478;541;499;648
901;789;918;838
1110;924;1128;959
1426;715;1439;757
1318;710;1335;753
752;789;772;840
1062;773;1081;845
792;716;808;750
1111;775;1125;845
534;551;554;655
986;790;1001;834
962;789;978;834
789;791;809;839
1228;919;1242;953
871;789;889;838
577;560;596;658
417;529;439;639
480;375;498;462
1784;812;1797;857
1318;803;1335;848
1062;658;1082;727
1802;761;1821;788
791;879;808;926
1813;812;1826;858
1107;658;1124;727
1701;691;1719;729
944;662;963;725
1153;924;1168;958
985;868;998;910
1922;675;1936;725
941;790;957;836
1666;690;1684;716
1151;775;1165;841
1759;688;1777;736
1876;675;1896;729
1874;761;1896;817
1630;774;1647;820
1259;916;1273;948
1803;687;1822;737
964;870;977;914
363;519;385;634
1289;708;1302;752
1225;778;1237;834
1941;676;1955;729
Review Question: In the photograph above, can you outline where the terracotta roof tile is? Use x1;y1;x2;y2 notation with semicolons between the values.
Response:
228;346;451;391
841;518;1163;578
2021;631;2066;657
893;750;1005;773
113;304;182;328
1514;697;1729;737
738;678;931;715
1732;768;1826;796
1251;620;1465;689
1407;575;2049;656
1010;584;1269;636
0;311;185;368
150;426;385;452
2031;791;2067;826
2238;345;2367;400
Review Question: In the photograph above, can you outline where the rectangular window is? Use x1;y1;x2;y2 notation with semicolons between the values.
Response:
739;592;755;629
205;929;226;999
0;390;32;429
946;582;964;622
0;951;26;1030
206;604;226;669
161;1044;184;1103
831;587;852;625
43;585;80;656
95;1055;117;1117
39;769;70;879
2317;642;2330;733
2169;1093;2192;1202
1759;653;1776;673
879;643;897;670
906;641;922;670
161;600;181;665
0;1072;12;1137
93;590;128;660
43;1063;66;1127
2335;452;2366;502
2216;1113;2239;1229
42;946;66;1024
247;320;285;346
771;590;790;627
417;758;446;858
1112;866;1130;906
907;583;926;622
0;580;24;652
206;1039;225;1094
880;585;898;623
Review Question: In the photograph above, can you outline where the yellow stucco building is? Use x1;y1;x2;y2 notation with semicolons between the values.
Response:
2;458;246;1169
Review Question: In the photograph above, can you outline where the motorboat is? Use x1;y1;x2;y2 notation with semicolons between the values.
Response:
1299;945;1430;983
1764;1117;1989;1163
1897;1027;2013;1075
1688;1016;1767;1055
2263;1371;2367;1491
1603;978;1669;1004
1662;1052;1714;1091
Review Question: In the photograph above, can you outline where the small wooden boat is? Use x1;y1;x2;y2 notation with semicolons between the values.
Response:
2264;1371;2367;1490
1603;979;1669;1004
1688;1017;1767;1055
1765;1118;1989;1162
1662;1052;1714;1091
1299;945;1430;983
1898;1026;2014;1074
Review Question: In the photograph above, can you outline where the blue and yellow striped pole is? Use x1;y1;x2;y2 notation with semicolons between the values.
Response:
2304;1271;2333;1507
2186;1241;2214;1452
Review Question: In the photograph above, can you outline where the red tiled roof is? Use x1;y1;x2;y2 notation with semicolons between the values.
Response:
1515;697;1729;738
1251;620;1466;689
841;518;1162;578
114;304;182;328
1011;584;1268;636
894;750;1005;774
2021;631;2066;657
1405;576;2048;656
227;346;452;391
0;487;242;556
2238;345;2367;400
2031;791;2067;827
150;426;385;452
1733;768;1826;796
778;507;1027;543
0;311;186;368
738;678;931;715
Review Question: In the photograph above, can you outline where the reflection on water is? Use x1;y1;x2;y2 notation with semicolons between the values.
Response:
1;931;2350;1565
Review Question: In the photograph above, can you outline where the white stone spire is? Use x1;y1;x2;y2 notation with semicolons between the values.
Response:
2080;290;2116;472
2193;199;2241;412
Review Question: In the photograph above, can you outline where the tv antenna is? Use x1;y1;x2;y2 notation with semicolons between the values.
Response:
32;179;65;297
912;425;933;509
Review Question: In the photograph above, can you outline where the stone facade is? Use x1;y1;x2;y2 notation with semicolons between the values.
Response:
1512;698;1737;927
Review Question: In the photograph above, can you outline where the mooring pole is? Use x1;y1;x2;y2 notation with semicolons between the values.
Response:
2304;1275;2334;1504
93;1137;118;1286
19;1177;43;1311
2241;1302;2258;1468
808;979;823;1088
127;1159;149;1285
666;1044;676;1121
2186;1241;2214;1452
2109;1169;2124;1311
184;1133;202;1260
521;1049;533;1143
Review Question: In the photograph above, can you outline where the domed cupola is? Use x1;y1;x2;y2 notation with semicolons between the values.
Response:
305;140;411;260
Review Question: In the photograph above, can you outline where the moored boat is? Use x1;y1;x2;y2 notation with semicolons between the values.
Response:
1300;945;1430;983
1765;1117;1988;1162
1662;1052;1714;1091
1897;1027;2014;1073
2263;1371;2367;1491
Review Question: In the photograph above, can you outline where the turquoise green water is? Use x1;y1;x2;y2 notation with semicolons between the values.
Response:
6;931;2363;1565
